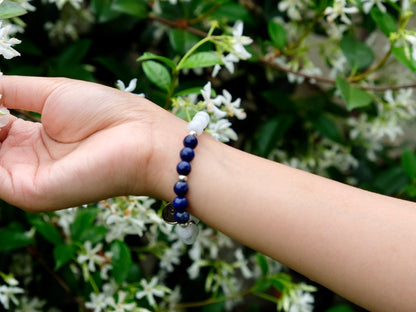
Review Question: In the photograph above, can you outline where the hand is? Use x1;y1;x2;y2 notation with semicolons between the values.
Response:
0;76;167;211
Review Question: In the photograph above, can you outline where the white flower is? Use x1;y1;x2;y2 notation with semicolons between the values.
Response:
163;286;181;312
106;291;136;312
278;0;308;20
324;0;359;25
16;296;46;312
200;82;227;119
288;289;314;312
230;21;253;60
234;249;253;279
216;89;246;120
0;272;18;286
76;241;106;272
106;213;146;238
0;285;24;309
361;0;397;14
47;0;83;10
0;22;21;59
159;241;183;272
85;293;108;312
14;0;36;11
100;262;113;280
116;78;145;97
102;279;118;297
103;197;156;242
116;78;137;92
404;34;416;61
211;53;240;77
135;277;167;307
209;118;239;142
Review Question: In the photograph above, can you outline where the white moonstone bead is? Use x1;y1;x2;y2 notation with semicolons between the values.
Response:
194;111;210;125
188;120;205;135
176;222;199;245
0;107;10;128
187;111;210;135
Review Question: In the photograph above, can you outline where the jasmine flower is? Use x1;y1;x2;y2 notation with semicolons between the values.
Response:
230;21;253;60
47;0;83;10
0;22;21;59
16;296;46;312
216;89;246;120
212;53;239;77
324;0;359;25
0;285;24;309
200;82;227;119
135;277;167;307
85;293;108;312
278;0;309;21
361;0;398;14
76;241;106;272
106;291;136;312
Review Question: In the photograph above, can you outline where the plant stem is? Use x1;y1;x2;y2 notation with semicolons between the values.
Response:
165;24;216;108
168;287;253;310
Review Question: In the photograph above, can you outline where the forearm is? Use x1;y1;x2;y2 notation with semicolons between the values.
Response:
147;110;416;311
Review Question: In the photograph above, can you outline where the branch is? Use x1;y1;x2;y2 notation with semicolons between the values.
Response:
148;13;207;38
27;246;88;311
261;58;416;91
147;13;416;92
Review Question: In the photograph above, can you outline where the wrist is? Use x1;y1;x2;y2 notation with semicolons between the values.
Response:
129;102;189;201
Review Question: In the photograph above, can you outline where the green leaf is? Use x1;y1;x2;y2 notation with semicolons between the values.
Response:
340;36;374;71
335;77;372;110
268;21;287;49
142;60;172;92
178;52;222;70
373;167;409;195
137;52;176;69
256;253;269;276
211;2;252;23
404;184;416;197
78;226;107;245
111;0;148;19
252;277;272;292
370;8;397;37
174;86;205;97
256;115;294;157
311;114;343;143
70;208;99;243
325;304;356;312
401;149;416;179
110;240;132;284
0;228;34;251
202;301;226;312
0;0;27;19
27;214;63;246
56;40;91;66
270;272;292;291
91;0;121;23
392;46;416;73
169;29;200;56
54;244;78;270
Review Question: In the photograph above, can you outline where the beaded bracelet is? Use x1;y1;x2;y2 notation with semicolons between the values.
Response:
162;111;210;244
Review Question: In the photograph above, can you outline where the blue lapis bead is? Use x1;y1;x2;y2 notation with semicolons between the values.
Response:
173;196;188;212
174;181;188;196
177;161;191;175
180;147;195;162
174;211;190;224
183;135;198;149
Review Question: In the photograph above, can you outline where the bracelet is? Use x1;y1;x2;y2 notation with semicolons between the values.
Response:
162;111;210;244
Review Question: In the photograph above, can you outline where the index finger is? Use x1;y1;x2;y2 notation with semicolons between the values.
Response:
0;75;69;114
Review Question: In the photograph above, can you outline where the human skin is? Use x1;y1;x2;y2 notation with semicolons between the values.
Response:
0;76;415;312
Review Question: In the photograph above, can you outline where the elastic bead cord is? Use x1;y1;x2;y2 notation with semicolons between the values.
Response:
162;111;210;244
